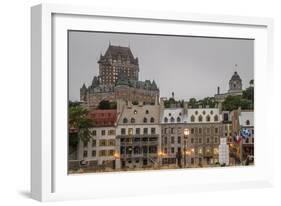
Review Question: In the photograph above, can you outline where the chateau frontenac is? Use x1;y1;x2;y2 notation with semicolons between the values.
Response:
80;45;159;109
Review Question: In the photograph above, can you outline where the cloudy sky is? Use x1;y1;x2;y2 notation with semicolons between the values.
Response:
68;31;254;101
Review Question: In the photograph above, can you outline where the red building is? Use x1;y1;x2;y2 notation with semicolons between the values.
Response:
88;109;118;127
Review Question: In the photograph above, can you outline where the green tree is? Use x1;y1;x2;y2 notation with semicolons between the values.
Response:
242;86;254;102
98;100;117;109
222;95;243;111
188;98;197;108
68;104;93;157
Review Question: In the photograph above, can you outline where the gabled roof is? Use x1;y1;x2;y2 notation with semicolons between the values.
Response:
104;45;135;61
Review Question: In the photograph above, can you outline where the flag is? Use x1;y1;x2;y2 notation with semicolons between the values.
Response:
240;128;251;139
236;135;242;144
232;132;242;144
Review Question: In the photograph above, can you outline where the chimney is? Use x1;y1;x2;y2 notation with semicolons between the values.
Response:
217;86;220;95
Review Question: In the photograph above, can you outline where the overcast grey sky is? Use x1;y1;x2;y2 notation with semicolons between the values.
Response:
68;31;253;101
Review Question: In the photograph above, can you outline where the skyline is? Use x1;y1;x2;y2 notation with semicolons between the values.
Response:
68;31;254;102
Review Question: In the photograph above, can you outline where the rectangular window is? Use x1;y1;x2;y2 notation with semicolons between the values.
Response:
92;130;97;136
191;128;194;134
171;136;175;144
136;128;140;135
177;136;181;144
92;150;96;157
206;138;210;143
214;137;218;143
99;150;107;156
128;128;133;135
121;128;126;135
191;138;194;144
215;128;218;134
143;128;148;134
108;150;114;156
171;147;175;153
164;148;168;154
83;150;88;158
99;140;107;146
83;142;88;148
171;128;174;134
101;130;106;136
92;139;96;147
199;128;202;134
108;129;115;135
199;138;202;143
108;139;115;146
151;128;156;134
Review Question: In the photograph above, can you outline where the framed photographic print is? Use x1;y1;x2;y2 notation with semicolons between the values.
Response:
31;3;274;201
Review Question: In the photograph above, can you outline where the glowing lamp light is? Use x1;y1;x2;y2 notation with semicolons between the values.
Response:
184;128;190;136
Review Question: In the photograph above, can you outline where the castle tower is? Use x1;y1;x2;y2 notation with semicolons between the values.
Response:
97;44;139;85
228;71;242;94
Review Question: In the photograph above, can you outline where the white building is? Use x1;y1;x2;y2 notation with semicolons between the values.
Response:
219;137;229;165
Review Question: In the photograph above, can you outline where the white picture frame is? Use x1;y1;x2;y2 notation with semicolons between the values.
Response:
31;3;274;202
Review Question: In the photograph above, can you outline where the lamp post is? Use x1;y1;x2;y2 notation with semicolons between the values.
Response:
183;128;190;167
113;152;120;170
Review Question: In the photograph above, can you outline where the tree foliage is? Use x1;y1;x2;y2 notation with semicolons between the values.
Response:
98;100;117;109
68;104;93;149
222;87;254;111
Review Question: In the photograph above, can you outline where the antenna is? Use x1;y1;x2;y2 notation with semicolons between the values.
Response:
234;63;238;73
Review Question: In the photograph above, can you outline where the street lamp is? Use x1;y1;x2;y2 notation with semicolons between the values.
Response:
183;128;190;167
113;152;120;170
158;151;166;168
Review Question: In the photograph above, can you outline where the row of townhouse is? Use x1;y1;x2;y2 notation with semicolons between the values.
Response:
77;99;254;171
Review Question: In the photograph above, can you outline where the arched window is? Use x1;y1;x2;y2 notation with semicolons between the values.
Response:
131;118;135;123
246;120;250;125
123;118;128;123
164;117;168;123
143;117;147;123
206;115;211;122
145;110;149;114
191;115;195;122
170;117;175;123
203;110;206;115
210;110;213;115
177;117;181;123
198;115;203;122
195;111;198;115
214;115;219;121
150;117;154;123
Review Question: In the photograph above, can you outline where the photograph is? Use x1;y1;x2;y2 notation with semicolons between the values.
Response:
67;31;254;174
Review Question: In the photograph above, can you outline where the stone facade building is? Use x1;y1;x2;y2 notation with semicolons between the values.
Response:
77;110;120;170
80;45;159;109
215;71;243;104
116;99;161;169
160;100;224;167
